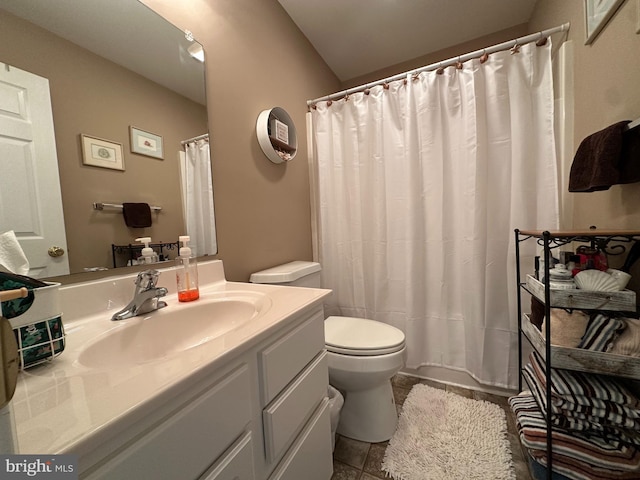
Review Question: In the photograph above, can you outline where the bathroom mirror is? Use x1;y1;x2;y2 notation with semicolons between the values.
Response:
0;0;214;279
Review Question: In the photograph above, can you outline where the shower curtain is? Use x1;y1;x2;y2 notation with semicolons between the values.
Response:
179;139;217;257
309;41;559;389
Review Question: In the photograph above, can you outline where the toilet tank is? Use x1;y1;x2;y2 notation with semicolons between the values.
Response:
249;261;321;288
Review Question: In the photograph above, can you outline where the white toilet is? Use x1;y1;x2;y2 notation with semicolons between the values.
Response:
250;261;406;443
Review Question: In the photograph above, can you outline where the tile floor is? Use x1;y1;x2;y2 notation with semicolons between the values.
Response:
330;374;533;480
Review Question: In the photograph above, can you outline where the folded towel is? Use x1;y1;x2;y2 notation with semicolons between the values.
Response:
528;352;640;424
577;313;625;352
569;121;630;192
510;393;640;480
510;393;640;471
541;308;589;347
122;203;152;228
618;124;640;186
0;230;29;275
523;365;640;443
610;318;640;357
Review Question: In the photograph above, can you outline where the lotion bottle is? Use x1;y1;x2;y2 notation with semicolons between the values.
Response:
176;235;199;302
136;237;159;264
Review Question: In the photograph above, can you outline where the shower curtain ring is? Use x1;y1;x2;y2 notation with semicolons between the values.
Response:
536;32;548;47
455;56;463;70
436;62;445;75
480;49;489;64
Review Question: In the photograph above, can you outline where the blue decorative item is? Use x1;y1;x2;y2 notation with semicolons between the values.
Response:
14;316;65;368
0;272;64;369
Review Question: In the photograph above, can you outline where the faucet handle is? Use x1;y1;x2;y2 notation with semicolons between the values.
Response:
135;269;160;290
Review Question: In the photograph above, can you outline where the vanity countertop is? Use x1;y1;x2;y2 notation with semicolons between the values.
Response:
9;260;331;457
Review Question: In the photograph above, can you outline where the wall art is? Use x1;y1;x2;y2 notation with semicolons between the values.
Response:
81;134;124;171
130;126;164;159
585;0;624;44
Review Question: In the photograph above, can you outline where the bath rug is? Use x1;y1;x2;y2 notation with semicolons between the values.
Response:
382;384;515;480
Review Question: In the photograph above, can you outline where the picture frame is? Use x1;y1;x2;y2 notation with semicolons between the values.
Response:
81;134;124;171
273;119;289;145
584;0;624;45
130;126;164;159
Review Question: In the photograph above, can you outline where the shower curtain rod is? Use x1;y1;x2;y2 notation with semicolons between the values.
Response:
181;133;209;145
307;22;570;106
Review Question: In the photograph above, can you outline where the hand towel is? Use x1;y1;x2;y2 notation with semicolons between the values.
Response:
568;121;630;192
618;124;640;185
0;230;29;275
122;203;152;228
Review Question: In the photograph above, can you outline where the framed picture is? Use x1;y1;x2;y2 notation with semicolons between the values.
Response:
130;126;164;159
81;134;124;171
584;0;624;44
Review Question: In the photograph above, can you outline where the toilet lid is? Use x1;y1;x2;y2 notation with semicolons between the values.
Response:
324;316;405;356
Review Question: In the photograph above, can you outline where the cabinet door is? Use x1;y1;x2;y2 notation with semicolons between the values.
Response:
200;432;255;480
85;364;251;480
263;352;328;463
268;399;333;480
259;310;324;405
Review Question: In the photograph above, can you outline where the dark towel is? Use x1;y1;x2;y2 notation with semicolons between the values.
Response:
122;203;152;228
568;121;638;192
618;124;640;185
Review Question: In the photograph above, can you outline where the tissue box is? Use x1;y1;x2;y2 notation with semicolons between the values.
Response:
0;280;65;369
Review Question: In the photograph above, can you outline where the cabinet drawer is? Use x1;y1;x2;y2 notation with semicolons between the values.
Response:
199;432;255;480
263;351;328;463
259;309;324;405
86;364;251;480
268;398;333;480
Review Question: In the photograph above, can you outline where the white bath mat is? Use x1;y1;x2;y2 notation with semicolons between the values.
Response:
382;384;515;480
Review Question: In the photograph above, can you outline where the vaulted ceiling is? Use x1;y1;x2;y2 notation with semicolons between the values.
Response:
277;0;538;82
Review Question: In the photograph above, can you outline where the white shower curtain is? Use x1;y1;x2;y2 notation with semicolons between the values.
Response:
179;139;217;257
310;41;559;389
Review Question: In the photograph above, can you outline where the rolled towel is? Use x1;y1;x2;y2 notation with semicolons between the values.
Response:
610;318;640;357
0;230;29;275
122;203;152;228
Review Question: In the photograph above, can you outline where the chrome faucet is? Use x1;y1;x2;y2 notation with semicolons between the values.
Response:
111;270;168;321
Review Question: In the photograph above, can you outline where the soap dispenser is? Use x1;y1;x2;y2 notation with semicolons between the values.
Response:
136;237;159;264
176;236;199;302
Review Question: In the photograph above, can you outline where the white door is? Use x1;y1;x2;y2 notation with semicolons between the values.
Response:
0;63;69;278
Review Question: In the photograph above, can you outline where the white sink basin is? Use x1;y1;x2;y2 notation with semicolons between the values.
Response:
77;291;271;368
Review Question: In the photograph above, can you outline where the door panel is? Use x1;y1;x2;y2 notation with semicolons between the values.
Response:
0;63;69;277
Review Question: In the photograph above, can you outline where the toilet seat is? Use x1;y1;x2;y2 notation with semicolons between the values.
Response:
324;316;405;356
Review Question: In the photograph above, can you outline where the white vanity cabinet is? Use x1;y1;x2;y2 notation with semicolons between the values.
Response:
80;304;332;480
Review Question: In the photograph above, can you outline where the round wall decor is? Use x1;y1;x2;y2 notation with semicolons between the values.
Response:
256;107;297;164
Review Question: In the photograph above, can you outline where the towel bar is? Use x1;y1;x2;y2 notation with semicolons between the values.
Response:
93;202;162;212
625;118;640;131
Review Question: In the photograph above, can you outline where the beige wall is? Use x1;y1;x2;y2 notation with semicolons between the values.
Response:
14;0;637;283
141;0;341;282
0;9;208;273
530;0;640;230
342;24;529;89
